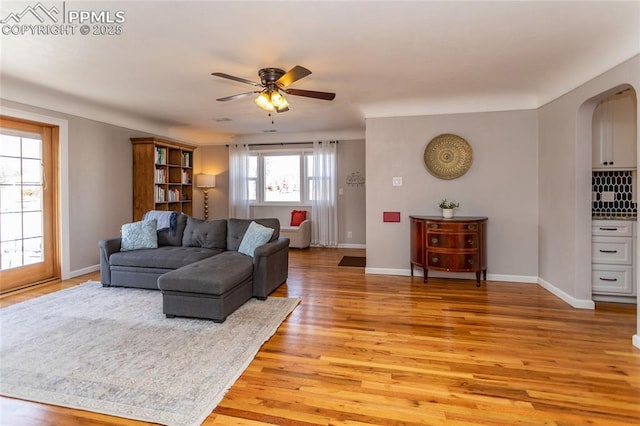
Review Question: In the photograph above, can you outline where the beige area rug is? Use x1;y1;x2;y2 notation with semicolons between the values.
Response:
0;281;300;426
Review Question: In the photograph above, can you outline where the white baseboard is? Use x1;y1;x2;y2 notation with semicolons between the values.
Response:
364;268;599;310
488;274;537;283
633;334;640;349
69;264;100;279
337;243;366;249
364;267;537;283
365;267;412;276
537;277;595;309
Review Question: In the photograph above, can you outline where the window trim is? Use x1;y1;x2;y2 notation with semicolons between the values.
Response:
249;149;314;205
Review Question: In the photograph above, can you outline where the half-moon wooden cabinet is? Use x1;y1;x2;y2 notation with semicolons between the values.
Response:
410;216;488;286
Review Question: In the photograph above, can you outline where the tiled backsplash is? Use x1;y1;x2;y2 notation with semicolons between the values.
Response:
592;170;637;217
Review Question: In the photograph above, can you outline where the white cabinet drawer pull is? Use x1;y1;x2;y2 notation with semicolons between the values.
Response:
599;249;618;253
599;277;618;282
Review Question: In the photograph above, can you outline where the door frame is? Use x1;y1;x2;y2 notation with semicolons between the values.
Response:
0;106;71;280
0;117;59;290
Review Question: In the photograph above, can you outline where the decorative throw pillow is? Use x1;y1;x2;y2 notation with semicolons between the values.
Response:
291;210;307;226
182;217;227;249
120;219;158;251
238;221;274;257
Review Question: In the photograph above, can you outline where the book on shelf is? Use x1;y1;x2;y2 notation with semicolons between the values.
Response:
181;170;191;184
155;147;167;165
182;151;191;168
155;185;165;203
167;188;181;202
155;168;166;184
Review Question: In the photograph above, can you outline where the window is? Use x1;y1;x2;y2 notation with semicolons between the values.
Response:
249;150;313;204
0;116;59;292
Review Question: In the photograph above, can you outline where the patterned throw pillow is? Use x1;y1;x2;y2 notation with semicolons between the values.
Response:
290;210;307;226
238;221;274;257
120;219;158;251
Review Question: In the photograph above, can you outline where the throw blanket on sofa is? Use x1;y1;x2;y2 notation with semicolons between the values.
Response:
143;210;177;234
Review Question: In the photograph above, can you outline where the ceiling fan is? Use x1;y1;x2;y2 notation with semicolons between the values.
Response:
211;65;335;113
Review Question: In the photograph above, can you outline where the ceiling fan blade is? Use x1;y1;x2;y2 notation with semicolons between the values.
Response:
285;88;336;101
216;91;261;102
211;72;262;87
276;65;311;87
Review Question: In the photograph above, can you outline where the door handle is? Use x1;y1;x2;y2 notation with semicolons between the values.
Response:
599;277;618;282
599;249;618;253
599;227;618;231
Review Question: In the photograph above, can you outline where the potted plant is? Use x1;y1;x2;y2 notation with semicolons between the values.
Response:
439;199;460;218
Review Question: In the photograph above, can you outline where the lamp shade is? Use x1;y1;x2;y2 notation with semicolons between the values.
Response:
196;174;216;188
254;92;275;111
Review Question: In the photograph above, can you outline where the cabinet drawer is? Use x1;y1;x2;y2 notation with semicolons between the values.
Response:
592;221;633;237
426;233;478;249
592;265;633;294
426;222;479;232
427;252;479;271
592;237;632;264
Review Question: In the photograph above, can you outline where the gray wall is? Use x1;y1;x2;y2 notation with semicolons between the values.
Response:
337;139;366;246
365;110;539;280
67;118;134;271
194;145;229;220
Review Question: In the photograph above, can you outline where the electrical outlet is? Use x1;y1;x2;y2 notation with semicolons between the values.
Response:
602;191;615;202
392;177;402;186
347;231;353;238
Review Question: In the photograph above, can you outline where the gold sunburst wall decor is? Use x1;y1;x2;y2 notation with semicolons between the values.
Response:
423;133;473;180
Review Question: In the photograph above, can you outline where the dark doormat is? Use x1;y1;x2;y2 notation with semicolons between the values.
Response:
338;256;366;267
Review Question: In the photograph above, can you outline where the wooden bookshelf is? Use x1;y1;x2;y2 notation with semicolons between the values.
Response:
131;137;196;221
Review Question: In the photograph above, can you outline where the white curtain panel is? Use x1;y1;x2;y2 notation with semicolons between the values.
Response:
228;144;250;219
311;141;338;247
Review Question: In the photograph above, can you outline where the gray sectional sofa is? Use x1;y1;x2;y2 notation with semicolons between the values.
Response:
99;215;289;321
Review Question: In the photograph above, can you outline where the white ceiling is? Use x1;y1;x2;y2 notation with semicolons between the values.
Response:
1;1;639;144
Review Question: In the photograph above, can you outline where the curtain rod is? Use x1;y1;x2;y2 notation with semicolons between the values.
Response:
226;141;338;147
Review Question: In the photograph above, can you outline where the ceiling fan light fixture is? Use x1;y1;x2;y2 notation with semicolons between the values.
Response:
276;96;289;111
255;92;275;111
213;65;335;112
270;90;286;108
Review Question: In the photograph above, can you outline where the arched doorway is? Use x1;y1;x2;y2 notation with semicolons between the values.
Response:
577;84;638;306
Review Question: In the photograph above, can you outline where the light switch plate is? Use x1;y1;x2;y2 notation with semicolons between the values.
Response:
392;177;402;186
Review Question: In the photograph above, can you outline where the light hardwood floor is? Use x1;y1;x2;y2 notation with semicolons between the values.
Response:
1;248;638;425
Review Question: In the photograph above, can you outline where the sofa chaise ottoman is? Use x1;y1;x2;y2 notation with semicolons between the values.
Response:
158;252;254;322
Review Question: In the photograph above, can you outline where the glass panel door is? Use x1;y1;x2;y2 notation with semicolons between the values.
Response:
0;117;58;292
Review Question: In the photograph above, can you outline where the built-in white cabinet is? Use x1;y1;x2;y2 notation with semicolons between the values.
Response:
592;220;636;298
592;90;637;170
